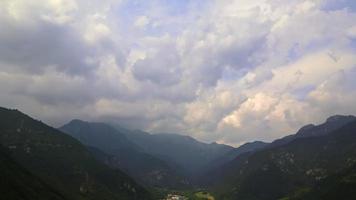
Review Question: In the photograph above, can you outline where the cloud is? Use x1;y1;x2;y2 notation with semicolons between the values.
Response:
134;16;150;28
131;35;182;85
0;0;356;146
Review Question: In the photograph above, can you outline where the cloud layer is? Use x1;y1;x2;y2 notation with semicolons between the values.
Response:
1;0;356;146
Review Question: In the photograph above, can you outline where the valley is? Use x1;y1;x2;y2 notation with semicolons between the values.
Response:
1;106;356;200
159;190;215;200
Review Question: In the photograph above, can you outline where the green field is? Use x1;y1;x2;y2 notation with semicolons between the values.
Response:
194;191;215;200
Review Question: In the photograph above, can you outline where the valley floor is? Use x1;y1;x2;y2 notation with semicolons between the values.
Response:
161;190;215;200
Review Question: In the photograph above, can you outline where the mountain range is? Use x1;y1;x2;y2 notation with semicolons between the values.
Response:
60;119;190;189
120;129;234;174
202;115;356;200
59;119;238;187
1;106;356;200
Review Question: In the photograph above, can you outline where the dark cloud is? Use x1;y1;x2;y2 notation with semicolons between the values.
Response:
0;19;96;76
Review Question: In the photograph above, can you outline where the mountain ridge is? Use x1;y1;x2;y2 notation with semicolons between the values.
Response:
203;115;356;200
60;119;190;189
121;128;235;174
0;107;151;200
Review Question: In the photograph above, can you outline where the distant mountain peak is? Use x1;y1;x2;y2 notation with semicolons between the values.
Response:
236;141;269;151
155;132;198;142
243;141;268;145
272;114;356;148
296;124;315;135
65;119;115;129
68;119;86;124
326;115;355;122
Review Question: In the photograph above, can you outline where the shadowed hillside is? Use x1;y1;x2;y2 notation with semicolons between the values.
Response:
203;116;356;200
60;120;190;189
0;107;152;200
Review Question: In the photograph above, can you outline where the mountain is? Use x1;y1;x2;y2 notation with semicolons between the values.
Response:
205;141;268;172
60;119;141;153
205;115;356;200
270;115;356;148
0;107;151;200
0;145;68;200
122;129;234;174
60;120;189;189
288;163;356;200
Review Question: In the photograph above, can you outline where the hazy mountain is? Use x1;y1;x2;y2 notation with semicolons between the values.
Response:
60;120;190;189
205;141;269;172
60;119;141;153
205;115;356;200
122;129;234;174
0;107;151;200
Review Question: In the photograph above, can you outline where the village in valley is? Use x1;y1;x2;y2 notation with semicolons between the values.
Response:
162;191;215;200
164;194;188;200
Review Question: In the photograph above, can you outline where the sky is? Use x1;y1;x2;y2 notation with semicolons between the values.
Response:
0;0;356;146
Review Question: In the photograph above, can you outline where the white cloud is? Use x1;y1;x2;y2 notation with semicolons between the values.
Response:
134;15;150;28
84;23;111;44
0;0;356;145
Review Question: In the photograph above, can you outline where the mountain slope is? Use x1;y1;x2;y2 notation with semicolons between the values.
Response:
0;146;68;200
60;119;141;153
207;116;356;200
287;163;356;200
270;115;356;148
0;107;151;200
208;115;355;176
60;120;189;189
205;141;268;172
122;130;234;174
